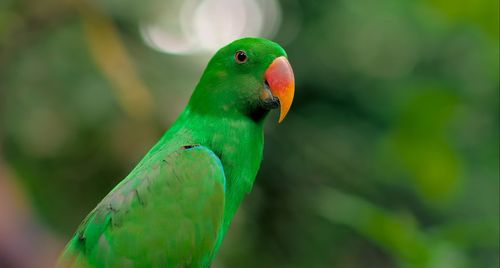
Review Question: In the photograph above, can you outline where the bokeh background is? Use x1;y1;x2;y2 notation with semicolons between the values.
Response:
0;0;498;267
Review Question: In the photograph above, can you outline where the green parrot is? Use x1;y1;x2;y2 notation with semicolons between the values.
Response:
58;37;295;268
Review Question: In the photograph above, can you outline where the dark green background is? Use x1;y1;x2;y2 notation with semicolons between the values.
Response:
1;0;498;267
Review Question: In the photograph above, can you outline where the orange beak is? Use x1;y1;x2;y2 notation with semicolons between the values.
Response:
265;56;295;123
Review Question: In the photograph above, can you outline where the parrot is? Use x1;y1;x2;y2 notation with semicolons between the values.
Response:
58;37;295;268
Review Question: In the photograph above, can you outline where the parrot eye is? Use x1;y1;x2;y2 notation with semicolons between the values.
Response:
235;50;248;64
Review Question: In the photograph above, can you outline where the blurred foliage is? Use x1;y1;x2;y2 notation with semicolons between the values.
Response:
0;0;498;267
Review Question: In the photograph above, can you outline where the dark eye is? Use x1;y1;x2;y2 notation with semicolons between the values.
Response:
235;50;248;64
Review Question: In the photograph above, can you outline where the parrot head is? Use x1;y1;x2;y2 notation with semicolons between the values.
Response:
189;37;295;123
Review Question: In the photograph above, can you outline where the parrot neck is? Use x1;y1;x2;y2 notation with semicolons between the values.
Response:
172;107;265;242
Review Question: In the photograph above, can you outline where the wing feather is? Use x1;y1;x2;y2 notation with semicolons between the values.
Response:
59;145;226;268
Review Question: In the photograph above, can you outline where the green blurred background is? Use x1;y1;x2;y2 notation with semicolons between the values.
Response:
0;0;498;267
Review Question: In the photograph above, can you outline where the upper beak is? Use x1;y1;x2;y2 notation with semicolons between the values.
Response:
264;56;295;123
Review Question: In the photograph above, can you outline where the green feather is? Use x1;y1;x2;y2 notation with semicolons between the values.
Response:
59;37;288;267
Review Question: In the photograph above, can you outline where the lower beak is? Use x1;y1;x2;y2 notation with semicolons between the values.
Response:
264;56;295;123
